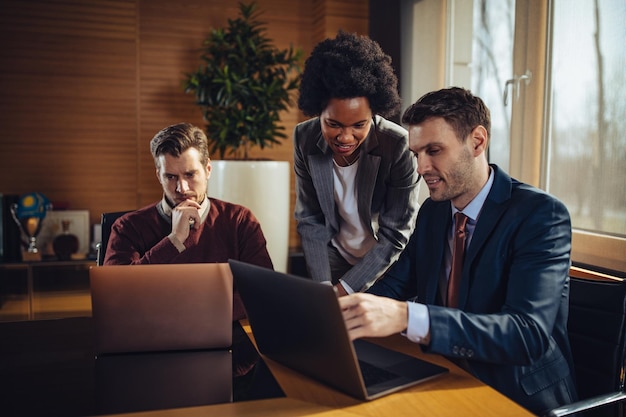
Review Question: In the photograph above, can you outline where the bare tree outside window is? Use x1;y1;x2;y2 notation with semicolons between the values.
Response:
472;0;625;239
548;0;626;237
471;0;515;172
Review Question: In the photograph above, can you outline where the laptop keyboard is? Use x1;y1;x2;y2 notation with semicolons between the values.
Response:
358;360;399;386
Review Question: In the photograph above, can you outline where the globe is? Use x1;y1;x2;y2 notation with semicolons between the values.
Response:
15;192;51;220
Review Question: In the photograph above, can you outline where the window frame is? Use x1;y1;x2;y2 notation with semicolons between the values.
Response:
512;0;625;274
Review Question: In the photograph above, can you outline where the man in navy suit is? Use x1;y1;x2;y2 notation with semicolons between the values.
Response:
339;87;578;414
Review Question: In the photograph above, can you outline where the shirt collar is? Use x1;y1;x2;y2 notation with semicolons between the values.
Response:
450;166;494;223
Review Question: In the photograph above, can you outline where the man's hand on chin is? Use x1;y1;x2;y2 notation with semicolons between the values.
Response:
171;200;201;242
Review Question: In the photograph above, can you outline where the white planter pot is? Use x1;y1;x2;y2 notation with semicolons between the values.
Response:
208;160;290;272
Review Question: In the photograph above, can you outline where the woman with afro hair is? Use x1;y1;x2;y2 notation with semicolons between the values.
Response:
294;31;420;295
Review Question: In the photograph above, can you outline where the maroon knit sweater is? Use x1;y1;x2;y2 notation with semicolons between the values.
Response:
104;198;273;320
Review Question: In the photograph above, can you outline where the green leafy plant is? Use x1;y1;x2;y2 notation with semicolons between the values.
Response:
183;2;302;159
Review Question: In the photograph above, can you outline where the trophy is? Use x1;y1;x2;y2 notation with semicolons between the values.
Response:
10;192;52;261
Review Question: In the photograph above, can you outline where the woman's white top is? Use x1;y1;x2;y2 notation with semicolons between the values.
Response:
330;159;377;265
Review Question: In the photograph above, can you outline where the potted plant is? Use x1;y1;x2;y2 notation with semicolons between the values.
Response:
183;2;302;272
183;1;302;160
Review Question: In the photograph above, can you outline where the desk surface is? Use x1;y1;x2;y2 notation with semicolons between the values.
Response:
0;318;534;417
241;322;535;417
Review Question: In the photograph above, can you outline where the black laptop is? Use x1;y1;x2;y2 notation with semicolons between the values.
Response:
229;259;448;401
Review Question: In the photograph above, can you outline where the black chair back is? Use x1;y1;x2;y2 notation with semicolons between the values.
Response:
96;211;131;266
567;275;626;417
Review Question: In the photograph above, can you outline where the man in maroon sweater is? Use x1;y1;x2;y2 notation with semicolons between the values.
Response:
104;122;273;320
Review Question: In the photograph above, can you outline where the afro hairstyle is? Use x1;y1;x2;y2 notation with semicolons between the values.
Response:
297;30;401;118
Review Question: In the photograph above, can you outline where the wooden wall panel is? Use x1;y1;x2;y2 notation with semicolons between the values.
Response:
311;0;369;43
0;0;369;252
0;0;139;227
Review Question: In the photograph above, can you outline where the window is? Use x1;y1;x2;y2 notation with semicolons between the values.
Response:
471;0;515;172
401;0;625;274
544;0;625;272
478;0;625;273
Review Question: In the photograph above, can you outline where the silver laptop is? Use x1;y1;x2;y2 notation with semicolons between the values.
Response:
228;259;448;401
90;263;233;354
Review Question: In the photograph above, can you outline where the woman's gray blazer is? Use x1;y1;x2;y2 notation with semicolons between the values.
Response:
293;115;420;291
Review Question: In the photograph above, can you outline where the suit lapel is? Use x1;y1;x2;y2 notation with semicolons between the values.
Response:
356;128;380;228
465;166;512;262
309;134;337;231
420;202;451;304
458;166;512;308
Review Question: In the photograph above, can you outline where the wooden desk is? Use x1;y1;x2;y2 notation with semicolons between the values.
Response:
99;398;362;417
240;322;536;417
0;318;535;417
99;322;535;417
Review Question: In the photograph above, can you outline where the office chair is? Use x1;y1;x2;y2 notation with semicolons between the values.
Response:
96;211;131;266
543;274;626;417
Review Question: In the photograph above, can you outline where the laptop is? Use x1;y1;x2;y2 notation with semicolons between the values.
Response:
228;259;448;401
90;263;233;355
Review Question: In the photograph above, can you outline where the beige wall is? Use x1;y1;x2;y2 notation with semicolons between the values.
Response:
0;0;368;251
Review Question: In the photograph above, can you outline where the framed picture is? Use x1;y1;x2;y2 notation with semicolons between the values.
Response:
37;210;90;258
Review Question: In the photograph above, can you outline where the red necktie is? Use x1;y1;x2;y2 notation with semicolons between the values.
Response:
447;212;469;308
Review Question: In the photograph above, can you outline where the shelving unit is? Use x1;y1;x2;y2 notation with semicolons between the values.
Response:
0;260;95;321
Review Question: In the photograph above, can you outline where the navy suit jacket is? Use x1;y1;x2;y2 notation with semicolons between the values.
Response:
369;165;577;414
